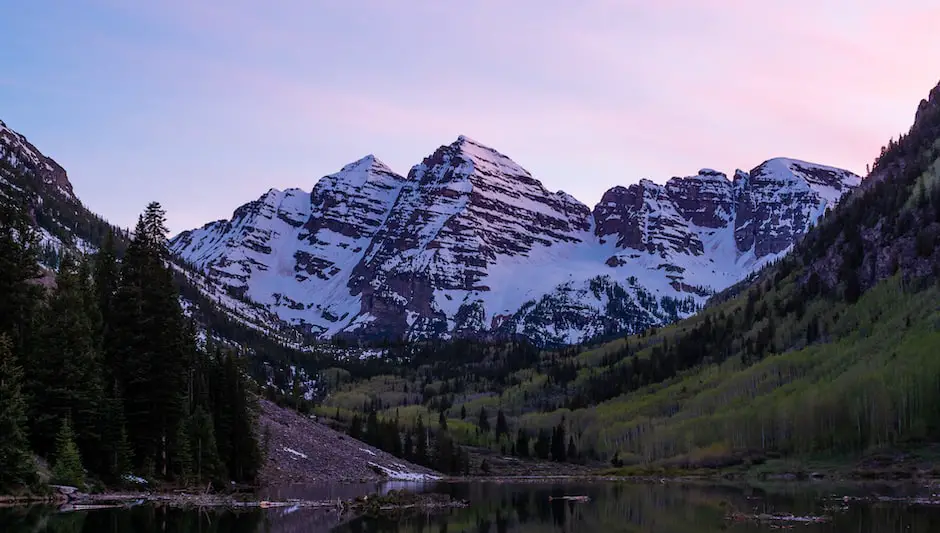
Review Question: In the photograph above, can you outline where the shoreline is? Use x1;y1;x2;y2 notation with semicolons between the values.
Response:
6;458;940;511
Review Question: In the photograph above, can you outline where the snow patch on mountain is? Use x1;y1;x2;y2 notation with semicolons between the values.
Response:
171;137;862;346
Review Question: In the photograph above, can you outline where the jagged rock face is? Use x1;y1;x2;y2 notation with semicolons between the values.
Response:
666;169;734;228
0;120;75;200
171;157;410;335
733;158;861;258
298;156;409;282
594;178;706;257
171;137;861;346
0;119;110;266
345;136;592;339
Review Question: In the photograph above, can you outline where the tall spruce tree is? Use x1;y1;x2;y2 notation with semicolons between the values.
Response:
219;352;260;482
52;418;85;487
0;194;41;365
112;205;189;477
188;406;224;484
94;229;120;391
551;423;567;462
478;406;490;433
29;254;105;471
415;416;428;466
0;334;36;490
495;409;509;438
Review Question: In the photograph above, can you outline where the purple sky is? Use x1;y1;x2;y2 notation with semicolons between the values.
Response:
2;1;938;234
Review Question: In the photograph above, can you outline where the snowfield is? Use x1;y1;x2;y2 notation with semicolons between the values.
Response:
170;137;861;346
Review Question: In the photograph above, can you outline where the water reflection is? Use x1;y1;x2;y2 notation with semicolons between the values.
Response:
3;481;940;533
336;481;940;533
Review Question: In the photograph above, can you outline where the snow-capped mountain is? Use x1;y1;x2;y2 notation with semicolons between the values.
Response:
172;136;861;345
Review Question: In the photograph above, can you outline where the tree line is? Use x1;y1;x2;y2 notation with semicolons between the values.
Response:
0;199;260;492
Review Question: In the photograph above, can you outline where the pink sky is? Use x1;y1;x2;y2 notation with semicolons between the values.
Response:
2;0;938;232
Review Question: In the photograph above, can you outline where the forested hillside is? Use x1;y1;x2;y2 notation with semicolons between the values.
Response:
0;199;260;493
313;79;940;470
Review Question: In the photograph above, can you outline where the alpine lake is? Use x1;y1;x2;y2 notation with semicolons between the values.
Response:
2;479;940;532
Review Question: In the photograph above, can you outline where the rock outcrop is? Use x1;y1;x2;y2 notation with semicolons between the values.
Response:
170;137;861;345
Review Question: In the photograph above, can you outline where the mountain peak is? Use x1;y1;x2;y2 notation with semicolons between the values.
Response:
338;154;393;175
0;118;75;199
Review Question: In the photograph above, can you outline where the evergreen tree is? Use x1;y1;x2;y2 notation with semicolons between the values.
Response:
403;430;414;460
349;414;362;441
94;229;120;390
173;421;193;485
434;429;454;473
415;417;428;466
188;407;224;484
438;410;448;430
495;409;509;438
366;410;380;446
551;423;567;462
534;429;551;460
515;429;529;458
0;334;36;490
52;418;85;487
460;405;467;419
217;352;260;482
478;406;490;433
0;194;42;357
101;386;133;480
112;207;189;477
29;254;105;470
566;437;578;462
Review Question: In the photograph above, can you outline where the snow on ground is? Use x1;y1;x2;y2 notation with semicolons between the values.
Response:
283;447;309;460
368;462;442;481
168;136;861;345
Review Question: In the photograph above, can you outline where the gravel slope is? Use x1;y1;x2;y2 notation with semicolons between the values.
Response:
258;400;440;485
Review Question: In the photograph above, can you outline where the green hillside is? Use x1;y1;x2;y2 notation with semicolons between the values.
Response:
315;78;940;472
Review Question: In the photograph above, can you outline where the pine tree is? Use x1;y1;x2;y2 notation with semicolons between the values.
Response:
551;423;567;462
0;194;42;357
217;352;260;482
566;437;577;462
460;405;467;419
366;410;380;446
112;207;189;477
29;254;105;469
101;386;134;480
534;429;551;460
438;410;448;430
403;431;414;460
434;429;454;473
94;229;120;391
173;421;193;485
415;417;428;466
52;418;85;487
113;425;133;480
0;334;36;490
515;429;529;458
495;409;509;438
349;414;362;441
478;406;490;433
188;407;224;484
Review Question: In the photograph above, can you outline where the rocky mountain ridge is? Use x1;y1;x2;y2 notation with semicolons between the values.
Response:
171;136;861;345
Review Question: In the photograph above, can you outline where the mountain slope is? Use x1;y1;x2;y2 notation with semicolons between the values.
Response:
317;77;940;466
0;120;117;263
172;139;859;345
0;118;332;406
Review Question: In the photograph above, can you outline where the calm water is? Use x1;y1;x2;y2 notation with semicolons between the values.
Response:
3;481;940;532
